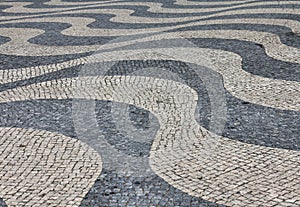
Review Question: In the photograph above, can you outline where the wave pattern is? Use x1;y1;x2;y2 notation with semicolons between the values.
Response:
0;1;299;207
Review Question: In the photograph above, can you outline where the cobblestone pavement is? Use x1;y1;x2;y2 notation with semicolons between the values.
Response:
0;0;299;207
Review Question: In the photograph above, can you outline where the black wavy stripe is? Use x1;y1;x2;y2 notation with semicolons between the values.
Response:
170;23;300;48
0;36;10;45
125;38;299;82
2;8;300;33
0;59;298;150
80;169;226;207
0;22;116;46
190;0;299;2
0;12;184;28
62;0;300;9
202;13;300;22
0;198;7;207
0;10;300;47
0;52;92;70
27;1;103;9
0;97;298;153
0;100;77;138
186;38;300;82
105;60;212;129
57;3;300;18
56;12;300;29
94;59;300;150
104;60;300;151
1;20;299;52
158;0;259;8
2;0;300;13
94;4;300;18
0;5;10;11
2;2;300;23
224;92;300;151
95;101;155;157
3;21;298;49
118;37;299;82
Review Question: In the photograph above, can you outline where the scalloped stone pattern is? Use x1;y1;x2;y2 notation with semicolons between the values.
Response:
0;0;299;207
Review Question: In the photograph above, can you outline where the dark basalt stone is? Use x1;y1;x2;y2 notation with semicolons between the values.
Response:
0;198;7;207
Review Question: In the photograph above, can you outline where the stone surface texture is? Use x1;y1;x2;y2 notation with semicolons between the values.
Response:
0;0;299;207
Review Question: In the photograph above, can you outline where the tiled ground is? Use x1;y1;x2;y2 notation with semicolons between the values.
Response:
0;0;299;207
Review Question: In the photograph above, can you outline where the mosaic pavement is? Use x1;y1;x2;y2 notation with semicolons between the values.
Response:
0;0;299;206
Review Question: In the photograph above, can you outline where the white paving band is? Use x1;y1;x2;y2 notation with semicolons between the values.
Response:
0;127;102;207
1;48;299;111
0;75;298;206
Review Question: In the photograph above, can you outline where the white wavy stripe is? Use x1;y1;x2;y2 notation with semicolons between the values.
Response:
0;27;100;56
0;55;92;84
0;127;102;207
0;2;31;8
0;75;298;206
1;47;299;111
1;16;299;37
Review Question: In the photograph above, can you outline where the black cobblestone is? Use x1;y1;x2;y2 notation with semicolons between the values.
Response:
80;169;226;207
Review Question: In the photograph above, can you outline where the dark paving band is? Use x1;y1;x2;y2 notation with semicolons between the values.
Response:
80;169;226;207
0;199;7;207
